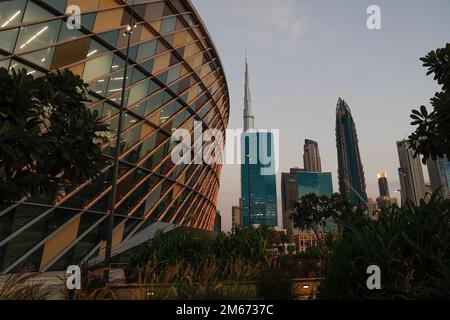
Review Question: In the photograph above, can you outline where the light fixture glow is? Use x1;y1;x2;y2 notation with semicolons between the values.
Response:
1;11;21;28
20;26;49;50
87;49;98;57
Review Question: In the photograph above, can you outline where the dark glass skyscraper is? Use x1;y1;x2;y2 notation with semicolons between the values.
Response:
378;172;390;198
335;98;368;208
241;132;278;228
297;172;333;198
297;171;336;232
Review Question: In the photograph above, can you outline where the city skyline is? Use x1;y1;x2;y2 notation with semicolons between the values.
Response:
192;0;449;231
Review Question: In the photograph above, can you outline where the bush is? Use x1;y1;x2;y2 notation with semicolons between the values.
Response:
318;199;450;299
126;227;271;280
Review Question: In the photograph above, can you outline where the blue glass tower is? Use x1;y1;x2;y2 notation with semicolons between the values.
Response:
335;98;368;208
297;172;333;198
241;132;278;228
297;172;336;232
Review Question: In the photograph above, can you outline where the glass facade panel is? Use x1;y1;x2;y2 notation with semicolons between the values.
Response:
0;0;229;273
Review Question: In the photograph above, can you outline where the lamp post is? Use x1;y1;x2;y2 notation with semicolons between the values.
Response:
104;20;136;282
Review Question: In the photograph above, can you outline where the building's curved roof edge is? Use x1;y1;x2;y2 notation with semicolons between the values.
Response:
184;0;230;112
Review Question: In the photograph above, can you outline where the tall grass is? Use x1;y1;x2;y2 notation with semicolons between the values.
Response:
0;273;52;300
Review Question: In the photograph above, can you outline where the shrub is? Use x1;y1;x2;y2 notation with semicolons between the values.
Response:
318;199;450;299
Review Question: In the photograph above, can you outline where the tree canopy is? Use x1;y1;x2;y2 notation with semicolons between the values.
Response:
409;43;450;162
0;68;111;205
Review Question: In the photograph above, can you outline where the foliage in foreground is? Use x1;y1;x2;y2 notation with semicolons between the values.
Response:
126;228;305;300
127;228;271;278
0;273;52;300
318;199;450;299
409;43;450;161
0;68;110;205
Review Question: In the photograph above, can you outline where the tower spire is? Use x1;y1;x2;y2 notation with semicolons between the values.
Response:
244;53;254;132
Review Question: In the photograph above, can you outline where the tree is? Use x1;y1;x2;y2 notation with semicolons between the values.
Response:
409;43;450;162
0;68;111;205
291;193;364;251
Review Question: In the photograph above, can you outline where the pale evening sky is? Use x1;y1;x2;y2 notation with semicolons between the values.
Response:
191;0;450;232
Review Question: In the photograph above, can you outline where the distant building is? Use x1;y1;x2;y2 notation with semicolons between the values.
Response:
390;197;399;207
378;172;390;198
281;168;305;235
297;171;336;232
368;198;378;220
232;205;242;232
214;212;222;233
376;197;391;210
303;140;322;172
293;232;324;253
377;173;391;210
397;140;426;206
427;156;450;200
336;98;368;208
297;172;333;198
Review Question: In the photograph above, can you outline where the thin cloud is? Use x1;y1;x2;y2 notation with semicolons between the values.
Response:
228;0;305;45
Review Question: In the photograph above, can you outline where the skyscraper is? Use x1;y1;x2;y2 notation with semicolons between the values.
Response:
243;57;254;132
241;132;278;228
281;168;305;235
397;140;426;206
232;205;242;232
303;139;322;172
378;173;390;198
427;156;450;200
240;59;277;228
335;98;368;208
0;0;229;273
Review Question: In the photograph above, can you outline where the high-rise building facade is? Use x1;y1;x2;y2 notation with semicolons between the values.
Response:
297;171;336;232
378;172;390;198
397;140;426;206
303;139;322;172
427;156;450;200
241;132;278;228
377;172;391;210
231;205;241;232
0;0;229;273
297;172;333;198
335;98;368;208
281;168;304;235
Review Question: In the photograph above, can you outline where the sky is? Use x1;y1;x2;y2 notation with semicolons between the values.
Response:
191;0;450;232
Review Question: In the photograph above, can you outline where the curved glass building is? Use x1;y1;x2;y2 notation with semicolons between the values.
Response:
0;0;229;273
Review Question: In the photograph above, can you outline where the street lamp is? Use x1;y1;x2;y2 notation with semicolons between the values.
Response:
104;19;137;282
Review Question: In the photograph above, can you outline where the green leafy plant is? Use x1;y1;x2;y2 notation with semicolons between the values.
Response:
409;43;450;162
0;68;111;205
318;198;450;300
